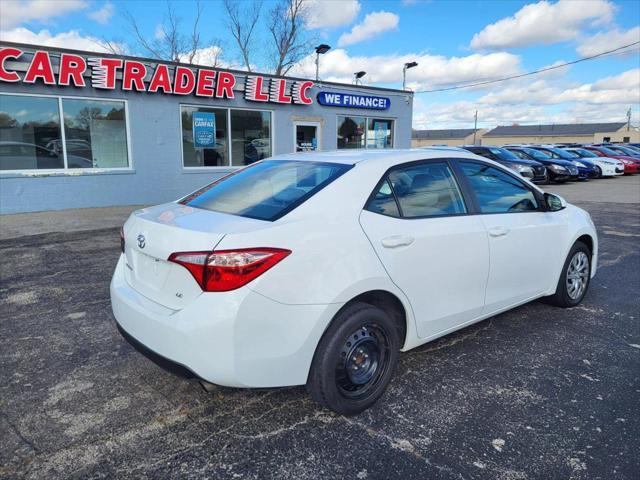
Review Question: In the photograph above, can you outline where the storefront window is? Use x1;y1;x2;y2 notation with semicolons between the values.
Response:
230;109;271;166
337;116;366;149
181;106;228;167
62;99;129;168
367;118;394;149
0;95;64;170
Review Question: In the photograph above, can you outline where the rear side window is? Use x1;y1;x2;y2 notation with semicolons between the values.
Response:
459;161;539;214
181;160;351;221
366;162;466;218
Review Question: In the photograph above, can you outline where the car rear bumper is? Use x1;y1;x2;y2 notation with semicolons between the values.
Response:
110;255;341;388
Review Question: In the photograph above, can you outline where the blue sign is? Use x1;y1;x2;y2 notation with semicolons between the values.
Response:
192;112;216;148
317;92;390;110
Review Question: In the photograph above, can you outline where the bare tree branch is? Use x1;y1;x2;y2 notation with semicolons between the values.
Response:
116;0;221;65
223;0;262;72
268;0;311;76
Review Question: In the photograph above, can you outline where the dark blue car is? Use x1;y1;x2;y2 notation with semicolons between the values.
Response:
530;146;599;180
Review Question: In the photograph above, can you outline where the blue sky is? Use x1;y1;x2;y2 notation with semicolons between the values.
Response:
1;0;638;129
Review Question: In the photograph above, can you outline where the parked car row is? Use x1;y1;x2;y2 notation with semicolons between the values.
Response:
456;143;640;183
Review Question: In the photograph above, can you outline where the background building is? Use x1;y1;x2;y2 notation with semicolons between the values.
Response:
411;128;487;147
0;43;413;214
481;122;639;145
412;122;639;147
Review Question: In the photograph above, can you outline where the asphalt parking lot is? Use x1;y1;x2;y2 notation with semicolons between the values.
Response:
1;175;639;479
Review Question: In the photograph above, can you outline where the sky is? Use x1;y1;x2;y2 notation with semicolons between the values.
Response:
0;0;638;130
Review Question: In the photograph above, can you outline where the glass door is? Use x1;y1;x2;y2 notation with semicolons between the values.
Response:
294;122;321;152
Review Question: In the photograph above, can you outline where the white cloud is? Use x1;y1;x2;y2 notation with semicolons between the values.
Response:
476;69;639;107
470;0;615;50
0;27;115;52
0;0;88;29
291;49;521;89
413;100;545;130
412;67;639;129
88;1;114;25
577;26;640;57
178;45;224;67
337;11;399;47
305;0;361;29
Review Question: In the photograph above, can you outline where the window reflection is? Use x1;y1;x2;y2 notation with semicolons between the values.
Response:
460;162;539;213
337;116;366;149
0;95;63;170
62;99;128;168
181;106;228;167
231;110;271;166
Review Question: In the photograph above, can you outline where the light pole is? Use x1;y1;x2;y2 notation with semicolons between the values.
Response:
314;44;331;82
402;61;418;90
354;71;366;85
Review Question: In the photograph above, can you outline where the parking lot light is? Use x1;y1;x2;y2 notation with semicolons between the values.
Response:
402;61;418;90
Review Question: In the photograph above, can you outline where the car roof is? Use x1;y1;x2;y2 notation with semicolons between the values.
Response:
270;148;483;166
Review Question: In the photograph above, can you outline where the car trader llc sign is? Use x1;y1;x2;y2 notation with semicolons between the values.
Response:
0;47;314;105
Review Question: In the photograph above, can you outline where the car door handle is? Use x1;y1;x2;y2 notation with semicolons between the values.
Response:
381;235;415;248
488;226;510;237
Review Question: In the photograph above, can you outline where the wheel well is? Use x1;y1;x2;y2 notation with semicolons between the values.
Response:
347;290;407;348
577;234;593;255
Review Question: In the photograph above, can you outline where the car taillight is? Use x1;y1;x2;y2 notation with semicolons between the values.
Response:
120;227;125;253
168;248;291;292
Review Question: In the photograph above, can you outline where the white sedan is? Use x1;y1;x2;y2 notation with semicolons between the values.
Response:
564;147;624;177
111;148;598;415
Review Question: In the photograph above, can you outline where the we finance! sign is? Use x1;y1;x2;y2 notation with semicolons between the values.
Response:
317;91;390;110
0;46;314;106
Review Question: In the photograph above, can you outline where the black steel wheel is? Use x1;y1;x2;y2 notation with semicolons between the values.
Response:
307;302;399;415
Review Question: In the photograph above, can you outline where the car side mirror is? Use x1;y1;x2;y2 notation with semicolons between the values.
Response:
544;192;566;212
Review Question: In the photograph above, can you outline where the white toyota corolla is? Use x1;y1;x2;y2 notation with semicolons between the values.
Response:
111;148;598;414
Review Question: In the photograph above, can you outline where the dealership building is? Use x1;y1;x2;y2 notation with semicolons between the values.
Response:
0;43;413;214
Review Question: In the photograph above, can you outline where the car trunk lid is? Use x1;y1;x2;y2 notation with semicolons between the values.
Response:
122;202;269;309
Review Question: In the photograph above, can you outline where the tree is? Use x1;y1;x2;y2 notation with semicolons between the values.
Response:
118;0;222;66
223;0;262;72
267;0;311;76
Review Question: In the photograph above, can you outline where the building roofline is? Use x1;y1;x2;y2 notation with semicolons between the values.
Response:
0;41;412;95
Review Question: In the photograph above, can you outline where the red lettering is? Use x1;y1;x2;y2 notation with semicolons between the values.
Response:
89;58;123;89
58;54;86;87
293;80;313;105
122;61;147;91
148;64;172;93
273;79;292;103
0;47;22;82
196;69;216;97
215;71;235;98
174;66;195;95
24;51;55;85
254;76;269;101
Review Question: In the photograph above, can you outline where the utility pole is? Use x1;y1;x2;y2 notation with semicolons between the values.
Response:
627;107;632;131
472;110;478;145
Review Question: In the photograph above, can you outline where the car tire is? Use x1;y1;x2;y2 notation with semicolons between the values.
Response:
307;302;399;415
546;241;591;308
595;166;602;178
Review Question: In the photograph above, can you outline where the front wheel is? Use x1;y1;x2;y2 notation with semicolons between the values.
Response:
546;241;591;307
595;166;603;178
307;302;399;415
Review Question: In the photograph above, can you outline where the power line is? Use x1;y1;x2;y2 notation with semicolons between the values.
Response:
413;40;640;94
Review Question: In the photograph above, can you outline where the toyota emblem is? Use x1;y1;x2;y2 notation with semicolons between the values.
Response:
137;234;146;249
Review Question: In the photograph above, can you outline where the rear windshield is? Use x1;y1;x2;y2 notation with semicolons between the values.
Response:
522;148;551;160
180;160;352;221
489;147;519;161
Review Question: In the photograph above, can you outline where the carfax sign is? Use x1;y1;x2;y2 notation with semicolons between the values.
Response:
317;91;390;110
192;112;216;148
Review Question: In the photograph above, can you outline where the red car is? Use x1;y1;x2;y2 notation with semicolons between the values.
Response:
584;146;640;174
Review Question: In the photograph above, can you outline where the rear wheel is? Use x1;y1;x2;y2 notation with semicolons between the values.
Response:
307;302;399;415
547;241;591;307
